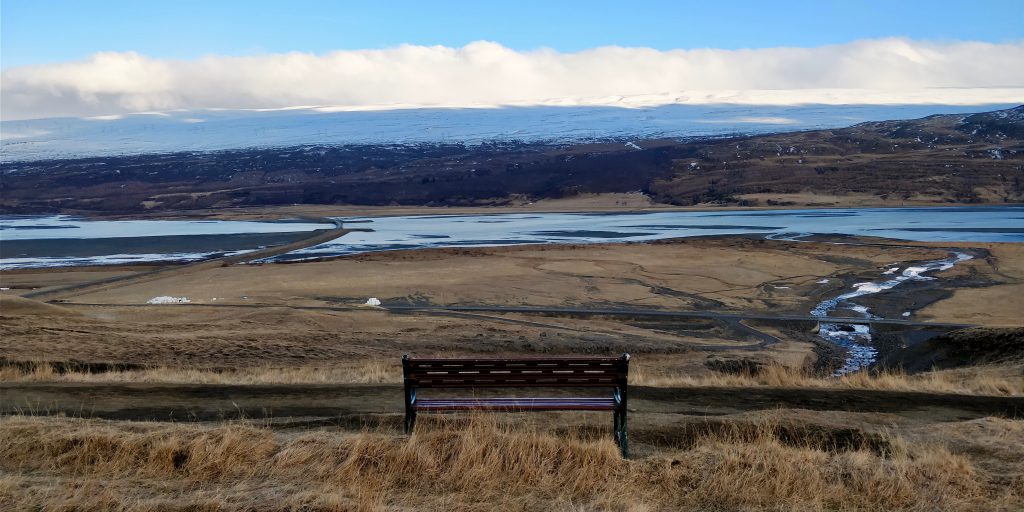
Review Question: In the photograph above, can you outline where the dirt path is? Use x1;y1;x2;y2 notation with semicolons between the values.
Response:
383;304;978;329
47;301;977;330
3;382;1020;422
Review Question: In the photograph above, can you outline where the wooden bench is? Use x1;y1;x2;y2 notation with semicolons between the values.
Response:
402;353;630;457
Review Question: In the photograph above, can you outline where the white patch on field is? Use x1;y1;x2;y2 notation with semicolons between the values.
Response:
147;296;190;304
853;282;886;293
816;279;830;284
365;297;382;306
882;266;899;274
848;304;870;315
624;141;641;150
902;264;948;279
902;311;911;317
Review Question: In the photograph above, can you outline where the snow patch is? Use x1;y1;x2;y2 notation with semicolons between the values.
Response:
5;102;1018;162
848;304;870;315
147;296;191;304
853;282;886;293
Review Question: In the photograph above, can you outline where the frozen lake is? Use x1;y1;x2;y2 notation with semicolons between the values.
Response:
271;206;1024;261
2;206;1022;269
1;216;333;240
0;216;333;269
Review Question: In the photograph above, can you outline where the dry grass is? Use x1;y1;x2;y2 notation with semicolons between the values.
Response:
4;360;1021;396
631;363;1024;396
0;360;400;385
1;414;1017;511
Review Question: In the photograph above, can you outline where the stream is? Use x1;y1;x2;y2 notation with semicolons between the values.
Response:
810;251;973;375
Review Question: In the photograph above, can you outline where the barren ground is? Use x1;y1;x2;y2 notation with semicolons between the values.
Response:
5;236;1015;368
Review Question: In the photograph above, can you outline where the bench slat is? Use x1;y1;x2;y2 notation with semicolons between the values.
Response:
414;397;619;411
409;376;624;382
411;380;621;388
408;357;623;363
407;360;628;388
409;369;622;375
409;362;620;368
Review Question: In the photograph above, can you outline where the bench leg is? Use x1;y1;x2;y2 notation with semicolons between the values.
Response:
613;412;621;443
404;410;417;435
615;410;629;458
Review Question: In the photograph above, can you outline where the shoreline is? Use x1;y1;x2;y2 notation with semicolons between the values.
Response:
1;229;1016;271
28;199;1024;222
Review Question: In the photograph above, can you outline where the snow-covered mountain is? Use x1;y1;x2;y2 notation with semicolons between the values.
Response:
3;101;1019;162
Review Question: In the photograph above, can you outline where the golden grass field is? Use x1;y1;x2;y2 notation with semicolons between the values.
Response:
2;224;1023;511
2;413;1021;511
3;359;1022;396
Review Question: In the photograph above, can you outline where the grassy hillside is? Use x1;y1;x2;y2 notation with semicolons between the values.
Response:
3;414;1019;511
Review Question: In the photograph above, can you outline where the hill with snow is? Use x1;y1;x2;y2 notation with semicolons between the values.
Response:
3;95;1020;161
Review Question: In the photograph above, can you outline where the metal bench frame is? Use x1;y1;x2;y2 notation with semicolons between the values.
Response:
402;353;630;457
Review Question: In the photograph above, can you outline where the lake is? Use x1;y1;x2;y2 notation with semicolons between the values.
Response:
2;206;1022;269
270;206;1024;262
0;216;333;269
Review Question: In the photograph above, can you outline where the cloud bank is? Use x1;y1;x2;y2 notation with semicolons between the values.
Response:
2;38;1023;120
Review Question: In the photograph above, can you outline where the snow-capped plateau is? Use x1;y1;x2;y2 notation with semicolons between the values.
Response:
3;101;1019;162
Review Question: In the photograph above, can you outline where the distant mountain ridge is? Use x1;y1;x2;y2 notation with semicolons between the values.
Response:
1;105;1021;213
2;103;1019;162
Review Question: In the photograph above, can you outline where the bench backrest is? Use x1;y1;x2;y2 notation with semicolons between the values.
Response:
402;354;629;389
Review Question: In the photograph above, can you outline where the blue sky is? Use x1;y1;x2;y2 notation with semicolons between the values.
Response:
2;0;1022;69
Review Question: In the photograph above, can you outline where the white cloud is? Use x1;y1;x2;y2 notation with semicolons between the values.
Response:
2;38;1023;120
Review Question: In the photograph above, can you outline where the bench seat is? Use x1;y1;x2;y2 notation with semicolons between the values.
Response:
413;396;619;411
403;353;631;457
